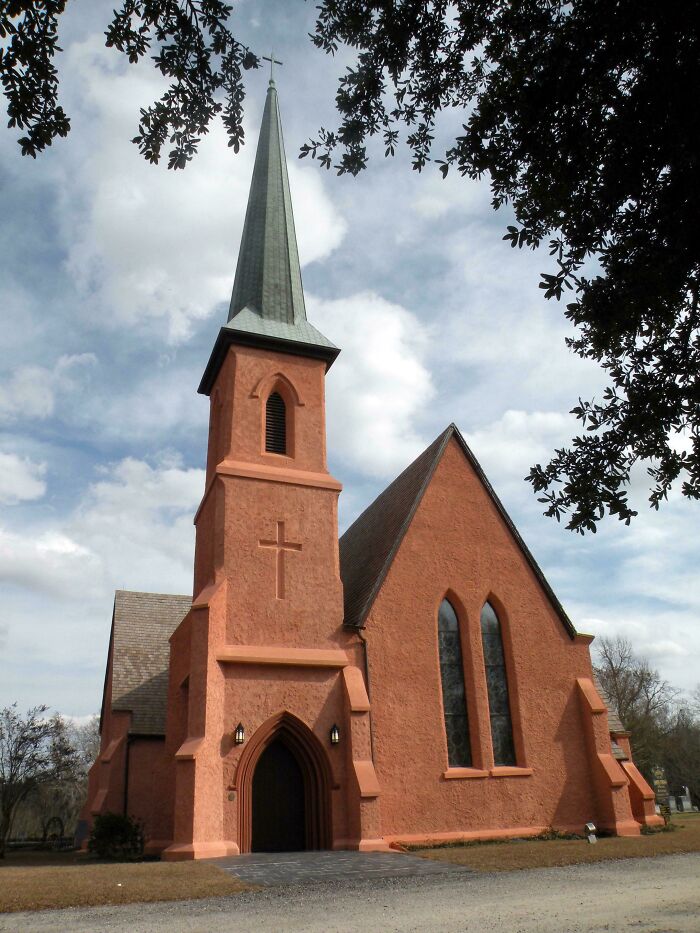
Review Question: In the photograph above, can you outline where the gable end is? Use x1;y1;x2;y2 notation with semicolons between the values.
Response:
339;424;577;639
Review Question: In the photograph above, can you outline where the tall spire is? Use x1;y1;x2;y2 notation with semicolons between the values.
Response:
199;79;338;395
228;79;305;326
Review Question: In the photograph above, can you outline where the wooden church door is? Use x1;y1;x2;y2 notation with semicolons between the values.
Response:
251;739;306;852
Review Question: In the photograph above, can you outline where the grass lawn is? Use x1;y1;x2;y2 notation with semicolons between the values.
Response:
0;851;254;913
414;813;700;872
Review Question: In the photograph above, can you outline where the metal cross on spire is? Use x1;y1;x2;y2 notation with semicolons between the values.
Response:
262;51;283;84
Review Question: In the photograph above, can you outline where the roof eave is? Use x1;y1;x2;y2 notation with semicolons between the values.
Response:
98;600;116;736
198;326;340;396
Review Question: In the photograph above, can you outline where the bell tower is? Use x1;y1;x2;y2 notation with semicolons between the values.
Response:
193;73;343;642
162;78;383;860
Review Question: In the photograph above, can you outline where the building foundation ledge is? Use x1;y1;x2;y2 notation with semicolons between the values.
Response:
356;838;392;852
598;819;641;838
162;841;240;861
640;814;665;829
144;839;172;856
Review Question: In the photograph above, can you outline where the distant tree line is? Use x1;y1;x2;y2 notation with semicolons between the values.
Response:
594;637;700;807
0;705;99;858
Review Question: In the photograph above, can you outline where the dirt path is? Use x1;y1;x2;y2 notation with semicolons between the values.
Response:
3;852;699;932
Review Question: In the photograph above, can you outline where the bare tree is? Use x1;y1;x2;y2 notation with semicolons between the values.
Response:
7;713;98;845
68;716;100;775
691;686;700;718
594;637;679;778
0;705;56;858
595;637;678;723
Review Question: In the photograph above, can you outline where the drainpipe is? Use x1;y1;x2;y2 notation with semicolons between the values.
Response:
355;629;376;764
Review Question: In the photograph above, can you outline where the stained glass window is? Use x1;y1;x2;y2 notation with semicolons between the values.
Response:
480;601;516;766
437;599;472;768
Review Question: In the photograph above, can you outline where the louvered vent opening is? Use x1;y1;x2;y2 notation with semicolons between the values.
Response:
265;392;287;454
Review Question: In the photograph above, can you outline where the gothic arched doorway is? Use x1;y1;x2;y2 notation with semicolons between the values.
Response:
236;712;333;853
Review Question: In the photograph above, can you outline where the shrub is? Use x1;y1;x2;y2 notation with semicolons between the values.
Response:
88;812;144;860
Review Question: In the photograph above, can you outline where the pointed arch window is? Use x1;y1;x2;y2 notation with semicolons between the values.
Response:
480;601;516;766
265;392;287;454
437;599;472;768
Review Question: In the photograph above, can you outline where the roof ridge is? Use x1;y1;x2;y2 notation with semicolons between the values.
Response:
341;427;451;542
115;589;191;599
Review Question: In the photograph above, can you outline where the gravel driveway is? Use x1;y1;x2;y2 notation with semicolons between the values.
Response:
3;852;698;933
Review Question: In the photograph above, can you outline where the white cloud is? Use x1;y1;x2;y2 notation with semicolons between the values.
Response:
0;526;95;598
71;456;203;595
464;410;572;488
54;37;346;343
410;171;490;222
583;611;695;687
289;164;347;266
0;453;203;713
0;453;47;504
309;291;435;477
0;456;202;603
0;354;96;424
0;366;55;422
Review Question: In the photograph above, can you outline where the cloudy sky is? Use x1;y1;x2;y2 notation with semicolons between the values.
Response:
1;0;698;721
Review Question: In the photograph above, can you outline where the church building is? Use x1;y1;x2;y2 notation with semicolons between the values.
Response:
81;78;662;858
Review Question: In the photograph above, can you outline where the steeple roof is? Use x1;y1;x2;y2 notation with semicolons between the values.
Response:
199;80;338;395
229;79;306;326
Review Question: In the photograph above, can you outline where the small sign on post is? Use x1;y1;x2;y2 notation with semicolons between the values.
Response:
651;764;669;802
651;764;671;825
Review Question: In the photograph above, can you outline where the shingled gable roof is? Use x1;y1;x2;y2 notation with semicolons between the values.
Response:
105;590;191;736
339;423;578;639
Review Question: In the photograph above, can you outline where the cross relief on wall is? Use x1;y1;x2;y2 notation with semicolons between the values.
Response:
258;520;301;599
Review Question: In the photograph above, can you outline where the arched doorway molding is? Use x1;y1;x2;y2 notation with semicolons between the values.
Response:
233;711;333;853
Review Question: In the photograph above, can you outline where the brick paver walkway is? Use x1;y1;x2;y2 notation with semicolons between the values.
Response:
211;850;471;886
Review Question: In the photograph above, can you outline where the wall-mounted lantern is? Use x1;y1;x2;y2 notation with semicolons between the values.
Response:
330;724;340;745
234;723;245;745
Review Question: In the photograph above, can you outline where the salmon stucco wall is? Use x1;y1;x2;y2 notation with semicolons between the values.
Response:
163;344;365;858
125;738;172;852
363;437;636;844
